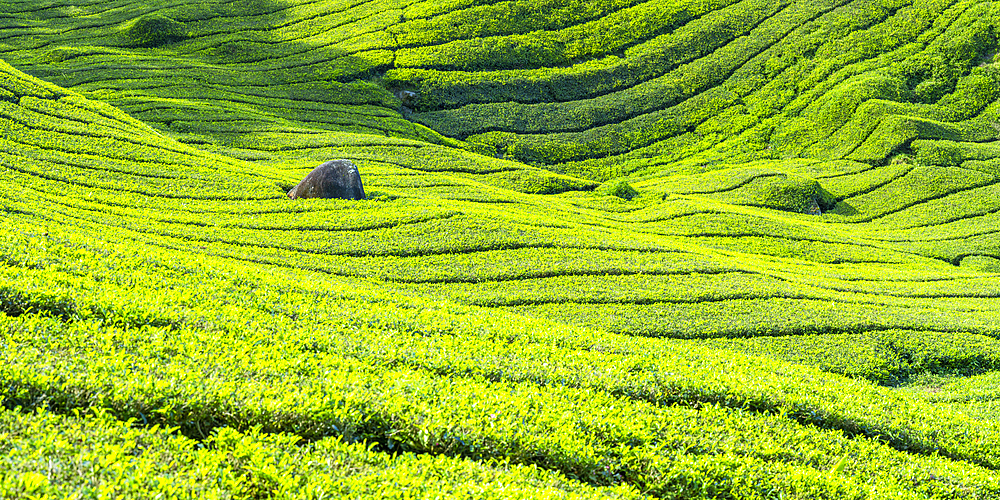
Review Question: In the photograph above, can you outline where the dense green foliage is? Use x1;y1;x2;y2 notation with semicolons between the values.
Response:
3;0;1000;497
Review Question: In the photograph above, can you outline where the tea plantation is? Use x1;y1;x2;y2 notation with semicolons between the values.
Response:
3;0;1000;497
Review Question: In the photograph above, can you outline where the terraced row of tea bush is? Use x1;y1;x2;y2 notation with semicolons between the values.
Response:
5;213;1000;498
3;81;998;337
4;0;1000;496
4;0;999;176
390;0;1000;178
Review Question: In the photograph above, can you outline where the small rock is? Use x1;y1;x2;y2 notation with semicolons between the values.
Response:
397;90;418;105
287;160;366;200
806;197;822;215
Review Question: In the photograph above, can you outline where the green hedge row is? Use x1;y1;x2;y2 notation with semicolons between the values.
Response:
913;138;1000;166
391;0;644;47
508;294;1000;339
0;251;997;496
386;0;786;111
394;0;739;71
773;1;998;162
7;0;998;175
830;165;995;221
405;0;967;167
0;407;643;500
701;329;1000;385
414;0;828;138
871;178;1000;231
0;229;998;497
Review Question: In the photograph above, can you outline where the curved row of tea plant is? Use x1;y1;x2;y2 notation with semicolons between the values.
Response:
3;64;1000;341
2;226;1000;499
4;0;1000;496
0;407;644;500
4;0;999;178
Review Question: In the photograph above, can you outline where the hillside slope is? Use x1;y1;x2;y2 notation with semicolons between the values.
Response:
3;0;1000;498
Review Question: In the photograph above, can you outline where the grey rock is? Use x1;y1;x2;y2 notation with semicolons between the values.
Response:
806;197;822;215
397;90;418;105
287;160;365;200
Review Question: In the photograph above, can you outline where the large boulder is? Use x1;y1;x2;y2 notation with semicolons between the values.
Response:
287;160;366;200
